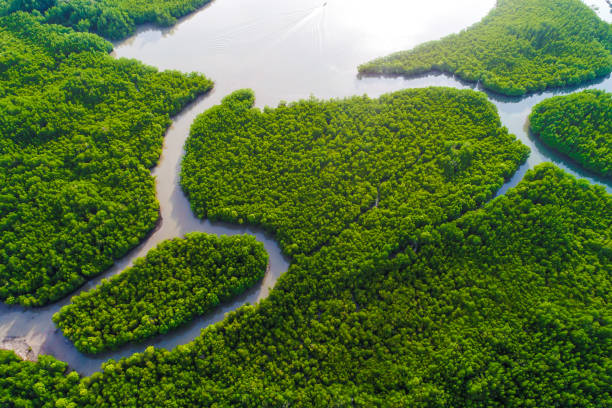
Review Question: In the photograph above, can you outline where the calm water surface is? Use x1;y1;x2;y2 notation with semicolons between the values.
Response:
1;0;610;376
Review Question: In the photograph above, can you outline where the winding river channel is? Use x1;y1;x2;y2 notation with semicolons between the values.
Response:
0;0;611;376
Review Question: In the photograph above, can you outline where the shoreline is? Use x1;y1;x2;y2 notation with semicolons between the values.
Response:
0;339;37;362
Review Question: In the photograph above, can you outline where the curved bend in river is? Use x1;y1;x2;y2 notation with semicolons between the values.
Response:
530;90;612;178
1;0;611;383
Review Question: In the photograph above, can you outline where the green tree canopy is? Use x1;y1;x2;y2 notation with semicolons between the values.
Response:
70;164;611;407
530;89;612;178
0;350;79;408
359;0;612;96
1;0;214;39
0;13;212;306
53;233;268;354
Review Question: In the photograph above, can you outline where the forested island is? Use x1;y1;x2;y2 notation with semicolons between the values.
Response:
530;90;612;178
0;12;212;306
53;233;268;354
359;0;612;96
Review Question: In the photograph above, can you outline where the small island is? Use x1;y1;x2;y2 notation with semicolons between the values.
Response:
0;13;212;307
53;232;268;354
530;89;612;178
181;88;529;258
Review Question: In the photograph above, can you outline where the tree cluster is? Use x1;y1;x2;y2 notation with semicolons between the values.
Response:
0;0;213;40
2;87;610;406
0;350;79;408
71;164;611;407
53;233;268;354
530;89;612;178
358;0;612;96
181;88;529;259
0;12;213;306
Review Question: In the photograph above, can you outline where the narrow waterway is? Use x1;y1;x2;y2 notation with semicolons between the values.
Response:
114;0;612;193
0;0;610;376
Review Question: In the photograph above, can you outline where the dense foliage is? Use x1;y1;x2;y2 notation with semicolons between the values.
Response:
0;12;213;306
0;350;78;408
0;0;212;39
66;164;611;407
182;88;528;258
358;0;612;96
530;89;612;178
3;87;610;406
53;233;268;354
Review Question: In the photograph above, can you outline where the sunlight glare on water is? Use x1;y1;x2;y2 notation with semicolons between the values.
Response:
114;0;496;105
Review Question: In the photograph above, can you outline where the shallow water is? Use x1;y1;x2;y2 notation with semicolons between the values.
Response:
114;0;611;193
1;0;611;376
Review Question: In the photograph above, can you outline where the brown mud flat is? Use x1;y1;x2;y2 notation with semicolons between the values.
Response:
1;337;38;361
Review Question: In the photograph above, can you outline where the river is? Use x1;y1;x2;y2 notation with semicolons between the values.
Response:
0;0;610;376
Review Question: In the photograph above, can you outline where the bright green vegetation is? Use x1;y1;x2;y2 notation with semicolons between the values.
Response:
66;164;611;407
0;12;213;307
44;0;213;40
0;0;212;40
3;88;611;406
530;89;612;178
0;350;79;408
182;88;529;258
53;233;268;354
358;0;612;96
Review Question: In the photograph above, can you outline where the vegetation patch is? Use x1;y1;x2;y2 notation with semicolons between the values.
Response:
181;88;529;259
3;88;610;406
358;0;612;96
0;350;78;408
71;165;611;407
53;233;268;354
0;13;213;306
530;89;612;178
0;0;213;39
